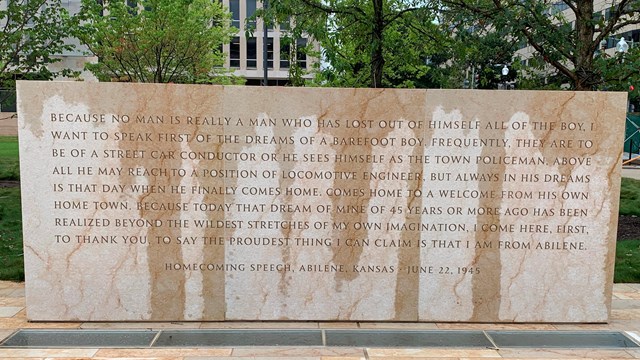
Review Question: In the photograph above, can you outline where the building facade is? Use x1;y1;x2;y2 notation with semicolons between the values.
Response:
223;0;319;85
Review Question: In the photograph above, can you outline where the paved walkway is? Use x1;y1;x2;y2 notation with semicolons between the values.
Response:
0;281;639;359
623;166;640;180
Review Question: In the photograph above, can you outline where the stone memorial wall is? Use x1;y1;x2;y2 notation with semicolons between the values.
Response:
17;81;625;322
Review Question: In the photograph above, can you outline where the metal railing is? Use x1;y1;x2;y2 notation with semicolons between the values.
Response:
624;114;640;165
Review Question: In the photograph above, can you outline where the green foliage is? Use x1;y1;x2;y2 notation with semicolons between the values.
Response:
77;0;238;84
594;47;640;106
615;240;640;283
441;0;640;90
431;24;518;89
0;187;23;281
0;136;19;181
264;0;439;88
0;0;76;103
620;177;640;216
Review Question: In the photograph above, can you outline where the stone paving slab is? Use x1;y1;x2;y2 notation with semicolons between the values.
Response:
0;281;639;359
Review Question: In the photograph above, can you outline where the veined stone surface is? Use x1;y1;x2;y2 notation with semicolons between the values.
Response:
17;81;625;322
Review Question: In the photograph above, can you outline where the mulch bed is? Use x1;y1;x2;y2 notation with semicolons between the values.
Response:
0;180;19;188
617;215;640;241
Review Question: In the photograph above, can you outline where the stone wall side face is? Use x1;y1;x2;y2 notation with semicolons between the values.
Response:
17;81;626;322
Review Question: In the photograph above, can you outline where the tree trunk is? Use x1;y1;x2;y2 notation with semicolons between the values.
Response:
370;0;384;88
574;0;596;90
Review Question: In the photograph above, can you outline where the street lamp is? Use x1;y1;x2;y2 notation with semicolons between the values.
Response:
616;38;632;111
617;38;629;54
500;64;509;89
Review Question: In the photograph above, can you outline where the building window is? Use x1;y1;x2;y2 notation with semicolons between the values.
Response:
280;41;290;69
96;0;104;16
593;11;603;22
246;0;256;29
247;37;257;68
230;37;240;67
126;0;138;14
280;17;291;31
267;37;273;69
280;38;307;69
296;38;307;69
230;0;240;29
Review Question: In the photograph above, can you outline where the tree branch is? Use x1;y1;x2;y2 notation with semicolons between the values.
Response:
521;26;576;83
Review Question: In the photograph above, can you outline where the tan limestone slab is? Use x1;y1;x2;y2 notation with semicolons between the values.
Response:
318;322;360;329
551;322;625;331
614;321;640;332
496;348;635;359
0;349;98;358
184;356;320;360
0;298;25;307
198;322;319;329
95;348;232;357
366;349;501;358
0;281;22;290
0;317;81;329
435;323;557;331
92;358;182;360
617;293;640;300
319;357;366;360
369;358;505;360
230;347;365;357
8;288;24;297
494;359;630;360
357;322;439;330
614;284;638;292
80;322;201;330
184;357;320;360
612;309;640;320
0;329;15;341
613;300;640;310
0;288;17;297
0;307;24;318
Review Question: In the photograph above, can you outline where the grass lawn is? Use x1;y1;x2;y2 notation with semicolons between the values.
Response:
0;136;19;181
0;133;639;282
615;240;640;283
0;187;22;281
620;177;640;216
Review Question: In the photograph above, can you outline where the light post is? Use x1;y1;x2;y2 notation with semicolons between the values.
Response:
616;38;631;111
500;64;509;89
617;37;629;54
262;0;269;86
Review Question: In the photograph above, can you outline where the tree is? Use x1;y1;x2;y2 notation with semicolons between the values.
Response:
594;45;640;108
264;0;440;88
0;0;76;109
429;21;519;89
441;0;640;90
77;0;237;84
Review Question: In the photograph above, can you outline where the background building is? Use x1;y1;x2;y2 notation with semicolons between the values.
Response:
515;0;640;84
223;0;319;85
15;0;319;86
